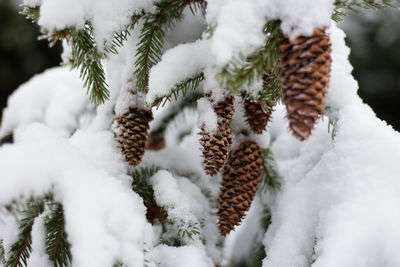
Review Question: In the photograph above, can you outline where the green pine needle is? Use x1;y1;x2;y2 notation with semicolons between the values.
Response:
134;16;166;93
0;239;5;264
45;203;72;267
130;167;160;204
20;6;40;23
69;29;110;105
153;73;205;107
333;0;396;22
4;200;45;267
261;148;281;192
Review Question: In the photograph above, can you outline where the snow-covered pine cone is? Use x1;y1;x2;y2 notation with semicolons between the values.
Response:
199;94;235;176
279;27;332;141
116;107;153;167
217;140;263;236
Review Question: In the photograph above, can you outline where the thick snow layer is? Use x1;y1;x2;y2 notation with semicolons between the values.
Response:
147;39;210;104
0;67;90;139
0;123;152;267
34;0;154;51
151;245;214;267
261;24;400;267
207;0;334;66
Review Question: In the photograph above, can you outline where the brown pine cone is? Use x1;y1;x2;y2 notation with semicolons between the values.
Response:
116;107;153;167
279;27;332;141
217;140;263;236
243;98;273;134
199;94;235;176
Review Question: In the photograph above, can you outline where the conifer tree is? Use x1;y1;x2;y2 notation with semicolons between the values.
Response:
0;0;398;266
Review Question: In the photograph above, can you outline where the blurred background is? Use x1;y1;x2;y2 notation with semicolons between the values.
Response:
0;0;399;130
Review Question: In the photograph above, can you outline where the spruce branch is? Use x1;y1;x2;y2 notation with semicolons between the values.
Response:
217;20;281;94
333;0;396;22
0;239;5;264
45;203;71;267
4;200;45;267
134;17;166;93
261;148;280;192
153;73;205;107
130;167;160;204
20;6;40;23
150;89;202;143
68;28;110;105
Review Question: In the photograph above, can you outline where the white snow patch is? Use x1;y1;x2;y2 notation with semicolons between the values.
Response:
147;39;210;104
197;97;218;134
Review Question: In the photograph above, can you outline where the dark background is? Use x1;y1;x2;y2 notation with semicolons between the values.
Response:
1;0;399;130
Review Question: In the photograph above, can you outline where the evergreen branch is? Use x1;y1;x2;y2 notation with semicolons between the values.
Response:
0;239;5;264
217;20;281;94
45;203;71;267
333;0;396;22
130;167;160;204
153;73;205;107
134;17;166;93
150;89;202;141
135;0;206;93
261;148;281;192
4;200;45;267
68;28;110;105
20;6;40;23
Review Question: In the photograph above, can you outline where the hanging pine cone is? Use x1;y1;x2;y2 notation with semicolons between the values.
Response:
279;27;332;141
217;140;263;236
199;94;235;176
243;98;273;134
116;107;153;167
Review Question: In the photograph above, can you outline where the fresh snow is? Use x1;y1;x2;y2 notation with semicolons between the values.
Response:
33;0;155;51
147;39;210;105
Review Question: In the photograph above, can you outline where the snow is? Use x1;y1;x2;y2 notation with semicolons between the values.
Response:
34;0;155;51
207;0;334;66
261;24;400;267
0;67;90;139
27;215;52;267
151;245;214;267
4;1;400;266
147;39;210;104
0;122;151;267
196;97;218;134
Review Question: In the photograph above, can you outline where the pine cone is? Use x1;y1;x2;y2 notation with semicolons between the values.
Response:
279;27;332;141
199;94;235;176
146;133;166;151
116;107;153;167
243;98;273;134
217;140;263;236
